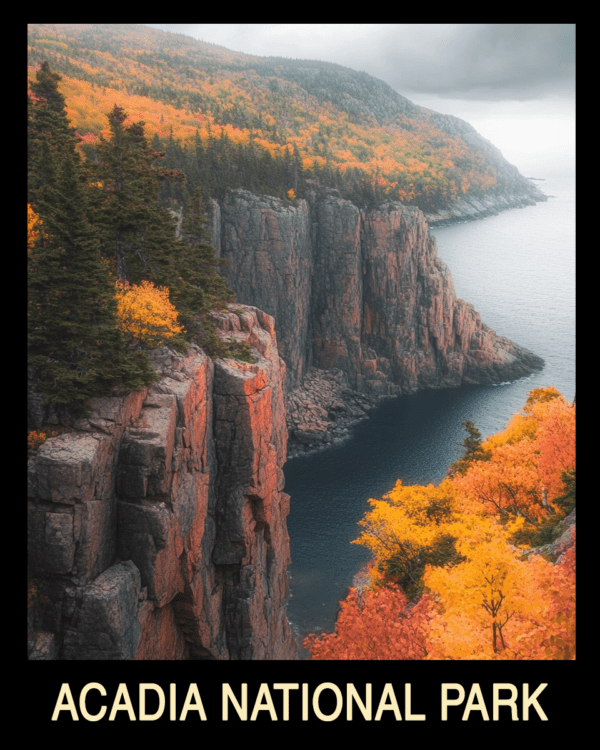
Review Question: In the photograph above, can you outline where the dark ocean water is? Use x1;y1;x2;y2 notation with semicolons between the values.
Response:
283;171;575;657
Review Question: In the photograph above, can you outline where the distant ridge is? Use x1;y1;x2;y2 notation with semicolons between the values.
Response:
28;23;546;213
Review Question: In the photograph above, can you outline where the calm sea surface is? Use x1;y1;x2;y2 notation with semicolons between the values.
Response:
283;170;575;657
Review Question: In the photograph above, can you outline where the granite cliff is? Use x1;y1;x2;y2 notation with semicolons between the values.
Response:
28;187;545;659
210;189;544;454
28;306;296;660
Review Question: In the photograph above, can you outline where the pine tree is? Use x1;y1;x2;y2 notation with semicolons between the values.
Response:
27;63;156;417
89;105;183;286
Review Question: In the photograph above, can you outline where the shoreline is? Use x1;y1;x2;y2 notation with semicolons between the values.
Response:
424;189;547;228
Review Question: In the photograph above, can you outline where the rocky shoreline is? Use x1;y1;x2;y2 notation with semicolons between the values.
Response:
284;334;544;459
424;187;547;227
285;366;396;459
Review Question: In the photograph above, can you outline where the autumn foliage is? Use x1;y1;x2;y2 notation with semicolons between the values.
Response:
27;24;503;211
27;430;48;450
305;585;430;660
27;204;43;251
115;280;184;348
305;389;575;660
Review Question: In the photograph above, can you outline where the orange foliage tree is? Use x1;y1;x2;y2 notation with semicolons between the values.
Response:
453;439;545;524
458;391;575;525
520;531;576;660
304;584;430;660
532;398;576;499
27;204;43;251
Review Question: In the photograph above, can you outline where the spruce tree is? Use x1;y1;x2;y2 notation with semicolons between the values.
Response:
90;108;247;358
28;61;77;179
89;105;184;286
178;183;233;326
28;63;156;417
28;148;154;413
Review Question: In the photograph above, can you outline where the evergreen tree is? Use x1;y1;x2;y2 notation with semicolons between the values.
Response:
90;105;249;360
460;420;484;456
28;61;79;211
448;420;491;476
28;62;76;160
28;63;156;417
27;133;152;415
89;104;184;286
554;468;576;514
177;184;250;358
179;183;232;314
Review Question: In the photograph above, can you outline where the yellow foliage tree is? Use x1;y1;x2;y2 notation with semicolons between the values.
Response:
523;386;563;414
324;388;576;661
482;412;537;450
483;386;566;451
115;279;184;348
353;479;459;598
27;204;43;251
424;516;574;659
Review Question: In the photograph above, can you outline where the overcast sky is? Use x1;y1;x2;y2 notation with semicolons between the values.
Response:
142;24;575;178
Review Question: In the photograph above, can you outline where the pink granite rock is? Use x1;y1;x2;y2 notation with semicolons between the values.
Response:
27;310;296;660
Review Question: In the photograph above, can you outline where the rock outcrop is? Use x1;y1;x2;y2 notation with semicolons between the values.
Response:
27;185;547;656
521;508;576;564
27;306;296;660
211;189;544;453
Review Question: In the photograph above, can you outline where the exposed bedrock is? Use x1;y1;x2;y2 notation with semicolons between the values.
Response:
212;190;544;452
27;306;296;660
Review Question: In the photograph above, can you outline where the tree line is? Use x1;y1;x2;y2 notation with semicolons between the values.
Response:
28;61;250;423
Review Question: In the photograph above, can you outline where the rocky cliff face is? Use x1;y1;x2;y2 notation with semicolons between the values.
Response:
27;306;296;660
211;189;544;453
27;186;546;657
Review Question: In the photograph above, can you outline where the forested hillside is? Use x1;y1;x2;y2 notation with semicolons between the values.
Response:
27;23;541;211
305;387;576;660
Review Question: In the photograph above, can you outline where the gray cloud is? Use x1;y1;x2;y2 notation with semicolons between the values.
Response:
386;24;575;100
143;24;575;102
